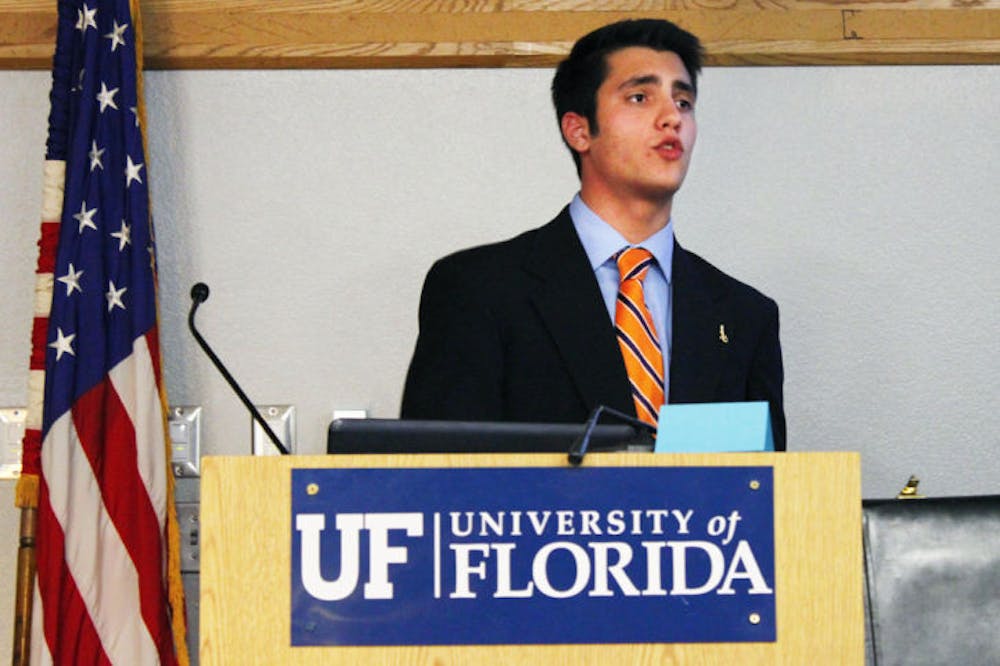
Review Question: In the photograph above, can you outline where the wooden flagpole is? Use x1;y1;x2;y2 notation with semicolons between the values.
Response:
12;507;37;666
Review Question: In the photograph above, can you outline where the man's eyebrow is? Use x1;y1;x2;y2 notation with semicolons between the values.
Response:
673;80;696;96
617;74;661;90
617;74;696;96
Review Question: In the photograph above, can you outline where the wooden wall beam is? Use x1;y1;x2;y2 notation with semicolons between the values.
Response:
1;1;998;69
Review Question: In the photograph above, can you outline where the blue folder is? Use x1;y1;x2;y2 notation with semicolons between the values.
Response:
655;401;774;453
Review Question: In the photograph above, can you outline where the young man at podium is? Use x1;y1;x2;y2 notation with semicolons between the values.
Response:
401;19;785;450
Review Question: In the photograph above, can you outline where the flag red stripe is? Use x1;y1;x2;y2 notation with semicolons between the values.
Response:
146;324;163;387
72;379;177;665
20;428;42;478
30;316;50;370
35;222;60;274
35;480;113;666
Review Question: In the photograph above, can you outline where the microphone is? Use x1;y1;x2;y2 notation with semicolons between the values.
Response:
187;283;289;455
568;405;655;466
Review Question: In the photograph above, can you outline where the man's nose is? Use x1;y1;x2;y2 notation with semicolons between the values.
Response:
657;99;681;129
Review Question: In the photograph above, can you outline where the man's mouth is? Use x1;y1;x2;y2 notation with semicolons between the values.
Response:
655;139;684;160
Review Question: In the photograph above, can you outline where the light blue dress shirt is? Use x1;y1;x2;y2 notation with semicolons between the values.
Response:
569;193;674;397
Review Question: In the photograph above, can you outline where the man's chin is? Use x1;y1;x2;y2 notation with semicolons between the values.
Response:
635;180;684;203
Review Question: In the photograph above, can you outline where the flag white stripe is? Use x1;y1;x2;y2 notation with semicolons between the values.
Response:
41;412;159;665
34;274;54;316
27;370;45;431
108;335;168;524
40;160;65;220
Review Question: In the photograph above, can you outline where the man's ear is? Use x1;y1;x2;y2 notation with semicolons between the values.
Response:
560;112;591;153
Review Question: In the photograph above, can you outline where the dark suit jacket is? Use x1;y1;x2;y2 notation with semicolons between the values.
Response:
401;208;786;450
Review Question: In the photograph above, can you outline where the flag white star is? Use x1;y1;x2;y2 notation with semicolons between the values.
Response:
57;263;84;296
111;221;131;251
49;328;76;361
74;201;98;233
76;4;97;32
130;106;140;127
104;20;128;52
125;155;144;188
96;81;119;113
106;281;127;312
89;140;105;171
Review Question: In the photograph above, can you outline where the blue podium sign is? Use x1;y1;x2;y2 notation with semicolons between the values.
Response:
290;466;775;646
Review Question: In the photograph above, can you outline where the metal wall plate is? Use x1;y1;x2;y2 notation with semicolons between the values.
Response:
253;404;295;455
180;572;200;666
169;406;202;477
176;501;200;573
0;407;27;480
332;408;368;420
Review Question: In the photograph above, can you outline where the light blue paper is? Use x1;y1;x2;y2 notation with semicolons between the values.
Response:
655;401;774;453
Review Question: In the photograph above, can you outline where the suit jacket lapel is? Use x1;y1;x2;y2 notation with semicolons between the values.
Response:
524;210;634;415
670;242;728;403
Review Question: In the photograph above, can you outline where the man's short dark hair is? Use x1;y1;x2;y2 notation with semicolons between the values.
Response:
551;19;704;174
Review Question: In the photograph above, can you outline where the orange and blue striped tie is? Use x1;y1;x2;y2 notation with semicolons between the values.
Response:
615;248;665;426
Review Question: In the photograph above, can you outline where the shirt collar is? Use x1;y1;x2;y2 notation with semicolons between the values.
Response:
569;193;675;281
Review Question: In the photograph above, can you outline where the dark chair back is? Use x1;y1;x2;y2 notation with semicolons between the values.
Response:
862;495;1000;666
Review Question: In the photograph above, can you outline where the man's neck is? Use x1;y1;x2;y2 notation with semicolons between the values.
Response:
579;185;673;244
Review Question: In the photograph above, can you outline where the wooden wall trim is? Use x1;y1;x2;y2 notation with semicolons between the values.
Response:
1;1;998;70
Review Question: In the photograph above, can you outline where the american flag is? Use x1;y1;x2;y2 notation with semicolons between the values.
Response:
16;0;188;663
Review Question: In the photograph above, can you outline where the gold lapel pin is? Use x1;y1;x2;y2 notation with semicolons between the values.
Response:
719;324;729;344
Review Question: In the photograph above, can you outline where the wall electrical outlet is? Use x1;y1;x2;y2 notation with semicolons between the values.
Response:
0;407;27;480
253;405;295;455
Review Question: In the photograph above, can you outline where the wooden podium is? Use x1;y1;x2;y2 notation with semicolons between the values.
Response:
200;452;863;664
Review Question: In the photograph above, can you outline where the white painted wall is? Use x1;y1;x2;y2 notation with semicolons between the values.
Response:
1;64;998;656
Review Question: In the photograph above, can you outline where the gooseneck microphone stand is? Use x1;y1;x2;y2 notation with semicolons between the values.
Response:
568;405;655;466
187;282;289;455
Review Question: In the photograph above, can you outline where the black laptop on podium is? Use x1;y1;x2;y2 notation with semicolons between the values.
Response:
327;418;652;455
